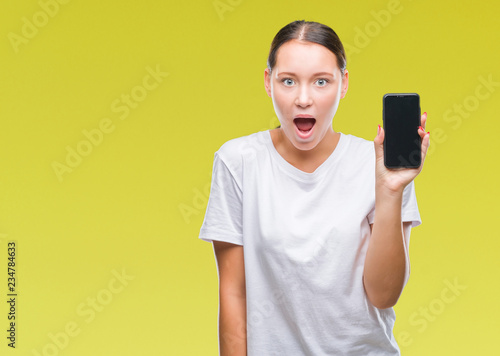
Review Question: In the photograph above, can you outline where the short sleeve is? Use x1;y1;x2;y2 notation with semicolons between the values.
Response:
401;180;422;227
198;152;244;245
367;180;422;228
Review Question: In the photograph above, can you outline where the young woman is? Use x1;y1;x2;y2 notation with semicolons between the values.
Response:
199;20;430;355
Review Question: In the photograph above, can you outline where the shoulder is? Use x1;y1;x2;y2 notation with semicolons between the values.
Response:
217;131;261;156
342;133;374;163
215;130;268;174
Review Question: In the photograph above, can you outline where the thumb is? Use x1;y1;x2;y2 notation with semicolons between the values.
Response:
374;124;384;161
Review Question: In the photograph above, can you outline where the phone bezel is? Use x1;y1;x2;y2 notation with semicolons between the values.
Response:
382;93;421;169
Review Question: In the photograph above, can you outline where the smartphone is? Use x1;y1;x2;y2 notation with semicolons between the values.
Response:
383;93;421;168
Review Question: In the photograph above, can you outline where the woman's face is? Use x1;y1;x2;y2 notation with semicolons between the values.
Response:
264;39;349;151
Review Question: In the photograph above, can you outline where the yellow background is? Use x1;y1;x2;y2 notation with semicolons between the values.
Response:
1;0;499;354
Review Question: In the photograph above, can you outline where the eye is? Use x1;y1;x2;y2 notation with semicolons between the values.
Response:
281;78;295;86
315;78;329;87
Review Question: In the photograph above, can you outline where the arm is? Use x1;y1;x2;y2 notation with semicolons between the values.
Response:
364;112;429;309
213;241;247;355
364;201;413;309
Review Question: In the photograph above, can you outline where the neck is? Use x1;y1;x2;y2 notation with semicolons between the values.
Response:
271;127;340;172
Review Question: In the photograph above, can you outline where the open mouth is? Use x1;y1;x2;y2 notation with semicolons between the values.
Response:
294;117;316;138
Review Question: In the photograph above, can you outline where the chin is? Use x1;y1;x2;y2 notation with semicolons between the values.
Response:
287;132;319;150
292;125;327;150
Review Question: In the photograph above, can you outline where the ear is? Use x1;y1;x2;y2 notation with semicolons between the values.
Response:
340;69;349;99
264;68;272;98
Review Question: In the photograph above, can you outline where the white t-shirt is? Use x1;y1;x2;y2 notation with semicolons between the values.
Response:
199;130;421;355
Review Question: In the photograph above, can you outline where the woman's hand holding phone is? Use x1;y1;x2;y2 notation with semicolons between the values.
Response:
373;111;430;194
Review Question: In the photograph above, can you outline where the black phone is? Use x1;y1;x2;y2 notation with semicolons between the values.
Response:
383;93;421;168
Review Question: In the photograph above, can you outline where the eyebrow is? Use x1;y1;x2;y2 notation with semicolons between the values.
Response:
277;71;335;77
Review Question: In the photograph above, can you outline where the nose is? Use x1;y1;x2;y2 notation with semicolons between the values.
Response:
295;85;313;108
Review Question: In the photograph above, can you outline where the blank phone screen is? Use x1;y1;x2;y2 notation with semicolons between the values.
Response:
383;94;421;168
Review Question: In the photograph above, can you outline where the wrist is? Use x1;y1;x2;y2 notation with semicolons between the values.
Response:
376;181;405;198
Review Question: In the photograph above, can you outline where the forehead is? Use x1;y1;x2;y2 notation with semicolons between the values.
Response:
274;39;339;75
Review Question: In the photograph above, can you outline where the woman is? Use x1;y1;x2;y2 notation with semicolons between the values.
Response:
199;20;430;355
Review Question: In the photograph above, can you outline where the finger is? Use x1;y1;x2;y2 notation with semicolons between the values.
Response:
420;131;430;166
374;124;384;160
420;112;427;130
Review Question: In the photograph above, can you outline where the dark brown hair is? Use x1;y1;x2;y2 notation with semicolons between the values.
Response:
267;20;347;76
